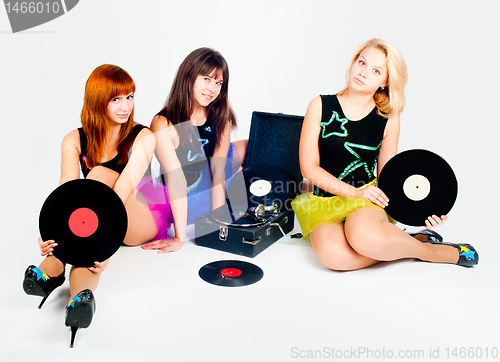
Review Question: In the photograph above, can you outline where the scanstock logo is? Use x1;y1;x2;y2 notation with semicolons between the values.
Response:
3;0;79;33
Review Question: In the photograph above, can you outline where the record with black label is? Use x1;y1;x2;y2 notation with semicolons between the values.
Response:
378;149;458;226
198;260;264;287
39;179;128;267
226;164;294;211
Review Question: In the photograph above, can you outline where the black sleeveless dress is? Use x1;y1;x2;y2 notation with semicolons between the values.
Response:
78;124;146;178
152;110;240;224
314;94;387;197
292;95;391;238
155;109;216;188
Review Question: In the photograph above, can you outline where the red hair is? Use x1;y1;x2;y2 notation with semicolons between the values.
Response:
80;64;136;168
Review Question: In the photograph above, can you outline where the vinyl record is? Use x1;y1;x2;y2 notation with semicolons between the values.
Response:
226;164;294;211
39;179;128;267
378;149;458;226
198;260;264;287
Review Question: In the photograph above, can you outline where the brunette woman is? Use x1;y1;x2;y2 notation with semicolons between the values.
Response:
143;48;245;253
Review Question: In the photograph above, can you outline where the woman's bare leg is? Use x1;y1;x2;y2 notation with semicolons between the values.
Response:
64;167;156;301
344;207;459;263
310;221;380;271
86;166;157;246
68;266;101;299
38;255;65;277
122;193;157;246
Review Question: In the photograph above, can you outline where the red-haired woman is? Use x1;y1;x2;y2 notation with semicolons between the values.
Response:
143;48;245;253
23;64;168;346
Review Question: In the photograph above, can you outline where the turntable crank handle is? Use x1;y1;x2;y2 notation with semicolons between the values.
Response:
243;216;289;246
268;222;286;237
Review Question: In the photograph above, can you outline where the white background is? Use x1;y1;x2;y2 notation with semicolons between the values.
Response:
1;1;499;361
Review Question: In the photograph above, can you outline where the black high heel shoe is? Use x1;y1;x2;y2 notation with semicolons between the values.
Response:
65;289;96;348
407;229;443;243
424;240;479;267
23;265;65;309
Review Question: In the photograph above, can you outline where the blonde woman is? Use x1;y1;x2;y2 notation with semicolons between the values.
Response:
292;38;478;270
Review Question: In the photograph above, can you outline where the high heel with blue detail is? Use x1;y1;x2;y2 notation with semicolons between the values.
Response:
65;289;96;348
407;230;478;266
23;265;65;309
424;240;479;267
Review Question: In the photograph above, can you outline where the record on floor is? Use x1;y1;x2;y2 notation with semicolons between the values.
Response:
226;164;294;211
378;149;458;226
198;260;264;287
39;179;128;267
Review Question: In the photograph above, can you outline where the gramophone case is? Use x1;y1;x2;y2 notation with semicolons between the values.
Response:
194;111;304;257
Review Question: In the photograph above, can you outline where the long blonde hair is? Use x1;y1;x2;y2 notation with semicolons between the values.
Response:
338;38;408;118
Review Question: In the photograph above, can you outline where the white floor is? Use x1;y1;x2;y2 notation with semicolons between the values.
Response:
2;1;500;361
3;218;499;362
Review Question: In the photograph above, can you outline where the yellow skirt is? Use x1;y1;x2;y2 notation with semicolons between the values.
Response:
291;179;394;239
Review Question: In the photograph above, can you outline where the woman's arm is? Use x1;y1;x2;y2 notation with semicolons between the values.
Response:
148;115;187;246
210;121;231;210
39;130;81;257
59;130;82;185
376;113;400;176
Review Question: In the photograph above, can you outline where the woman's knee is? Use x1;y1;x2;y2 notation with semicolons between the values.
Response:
345;209;385;256
315;249;357;271
346;227;381;258
86;166;119;188
311;226;359;271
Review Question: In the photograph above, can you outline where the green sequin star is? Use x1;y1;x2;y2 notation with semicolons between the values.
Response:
320;111;348;138
320;111;381;180
338;142;381;180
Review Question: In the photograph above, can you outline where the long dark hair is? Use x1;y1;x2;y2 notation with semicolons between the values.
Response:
160;48;236;149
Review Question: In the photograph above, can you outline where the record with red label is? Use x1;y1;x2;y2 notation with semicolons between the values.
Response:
198;260;264;287
39;179;128;267
378;149;458;226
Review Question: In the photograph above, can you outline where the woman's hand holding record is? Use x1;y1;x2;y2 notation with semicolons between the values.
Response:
359;185;389;209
